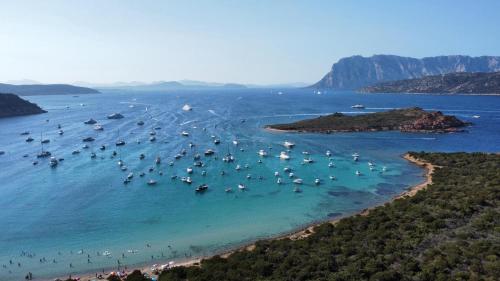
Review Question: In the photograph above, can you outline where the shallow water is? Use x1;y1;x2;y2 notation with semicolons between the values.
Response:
0;89;498;280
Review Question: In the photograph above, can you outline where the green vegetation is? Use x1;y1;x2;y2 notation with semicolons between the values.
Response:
267;108;466;133
159;152;500;281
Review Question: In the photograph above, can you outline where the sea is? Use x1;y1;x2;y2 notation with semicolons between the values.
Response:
0;89;499;280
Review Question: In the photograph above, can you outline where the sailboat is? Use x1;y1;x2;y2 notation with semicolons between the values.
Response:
37;131;51;158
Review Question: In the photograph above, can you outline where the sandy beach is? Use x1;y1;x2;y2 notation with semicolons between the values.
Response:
53;153;435;281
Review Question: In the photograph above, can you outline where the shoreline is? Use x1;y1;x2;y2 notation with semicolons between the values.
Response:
50;153;434;281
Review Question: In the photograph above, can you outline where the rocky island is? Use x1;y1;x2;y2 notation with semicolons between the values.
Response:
360;71;500;94
266;107;467;133
0;93;47;118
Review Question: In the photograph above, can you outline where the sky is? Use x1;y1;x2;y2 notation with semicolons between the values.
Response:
1;0;499;85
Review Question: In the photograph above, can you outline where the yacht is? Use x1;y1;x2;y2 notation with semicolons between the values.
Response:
283;141;295;149
139;154;145;160
195;184;208;193
147;179;157;186
274;171;279;177
279;151;290;160
328;162;335;168
185;177;192;184
258;150;268;157
186;167;193;174
116;140;126;146
303;158;314;163
276;178;282;184
94;124;104;131
182;104;192;111
181;131;189;137
72;150;80;155
235;164;241;171
225;187;232;193
289;172;295;178
314;179;320;185
82;137;94;142
155;157;161;164
149;136;156;142
26;137;34;142
84;118;97;125
232;140;238;146
326;150;332;157
355;170;362;176
137;121;145;126
49;157;58;168
238;184;246;191
351;104;365;109
293;178;303;184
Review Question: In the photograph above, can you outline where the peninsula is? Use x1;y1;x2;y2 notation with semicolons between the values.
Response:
266;107;467;133
0;93;46;118
360;71;500;94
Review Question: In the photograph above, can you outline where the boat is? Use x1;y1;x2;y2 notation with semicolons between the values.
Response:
149;136;156;142
118;160;124;166
115;140;126;146
49;157;58;168
147;179;157;185
20;131;30;136
139;154;145;160
182;104;192;111
37;132;51;158
283;141;295;148
314;179;320;185
137;121;144;126
181;131;189;137
189;142;194;148
222;154;235;162
127;173;134;179
82;137;95;142
232;140;238;146
204;149;215;156
90;152;96;159
94;124;104;131
155;157;161;164
328;162;335;168
225;187;232;192
41;139;50;144
26;137;34;142
472;115;480;118
289;172;295;178
368;162;374;167
139;172;145;177
185;177;192;184
149;131;156;136
213;139;220;145
235;164;241;171
246;174;252;179
186;167;193;174
174;154;182;159
84;118;97;125
302;151;309;155
82;144;89;149
382;166;387;172
293;178;303;184
355;170;361;176
303;158;314;163
72;150;80;155
293;186;301;193
274;171;279;177
58;130;64;135
329;175;336;180
351;104;365;109
326;150;332;157
279;151;290;160
195;184;208;193
238;184;246;190
201;170;206;176
99;145;106;151
258;150;268;157
276;178;282;184
283;167;292;173
107;113;124;119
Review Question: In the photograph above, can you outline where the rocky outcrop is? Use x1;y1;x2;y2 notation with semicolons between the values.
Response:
311;55;500;89
266;107;467;133
0;93;47;118
361;71;500;94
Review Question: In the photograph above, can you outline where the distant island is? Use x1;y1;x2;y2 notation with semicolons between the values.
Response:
310;55;500;89
266;107;467;133
0;83;99;96
0;93;46;118
360;71;500;95
97;80;248;91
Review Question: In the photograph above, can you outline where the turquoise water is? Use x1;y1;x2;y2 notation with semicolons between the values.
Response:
0;89;499;280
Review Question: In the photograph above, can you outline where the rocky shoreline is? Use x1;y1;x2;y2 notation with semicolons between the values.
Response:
0;93;46;118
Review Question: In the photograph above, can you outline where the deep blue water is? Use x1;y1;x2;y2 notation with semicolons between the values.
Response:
0;89;498;280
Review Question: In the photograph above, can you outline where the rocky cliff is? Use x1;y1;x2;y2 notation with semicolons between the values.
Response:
311;55;500;89
360;71;500;94
0;93;47;118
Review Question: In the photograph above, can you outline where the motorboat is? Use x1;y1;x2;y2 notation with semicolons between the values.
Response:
185;177;192;184
41;139;50;144
58;130;64;135
155;157;161;164
195;184;208;193
137;121;145;126
382;166;387;172
72;150;80;155
149;131;156;136
204;149;215;156
302;151;309;155
26;137;34;142
189;142;194;148
100;145;106;151
213;139;220;145
314;179;320;185
246;174;251;179
258;150;268;157
201;170;207;176
94;124;104;131
139;154;145;160
107;113;124;119
84;118;97;125
274;171;279;177
149;136;156;142
181;131;189;137
472;115;480;119
328;162;335;168
238;184;246;190
182;104;192;111
351;104;365;109
279;151;290;160
147;179;157;186
49;157;58;168
139;172;145;177
174;154;182;159
276;178;282;184
289;172;294;178
283;141;295;149
115;140;126;146
186;167;193;174
283;167;292;173
235;164;241;171
225;187;232;192
20;131;30;136
293;178;303;184
82;144;89;149
118;160;124;166
232;140;238;146
127;173;134;179
82;137;95;142
329;175;336;180
355;170;361;176
303;158;314;163
326;150;332;157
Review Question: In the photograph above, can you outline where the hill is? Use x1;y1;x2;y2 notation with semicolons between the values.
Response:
0;93;46;118
159;152;500;281
360;71;500;94
0;83;100;96
310;55;500;89
266;107;467;133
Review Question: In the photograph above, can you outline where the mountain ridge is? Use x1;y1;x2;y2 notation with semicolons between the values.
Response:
0;83;99;96
311;55;500;89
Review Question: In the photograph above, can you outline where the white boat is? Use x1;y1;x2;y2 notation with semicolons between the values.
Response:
368;162;374;166
235;164;241;171
118;160;124;166
289;172;294;178
232;140;238;145
182;104;192;111
147;179;157;185
303;158;314;163
329;175;336;180
283;141;295;148
258;149;268;157
314;178;320;185
351;104;365;109
181;131;189;137
149;136;156;142
238;184;246;190
155;157;161;164
472;115;480;118
293;178;303;184
283;167;291;173
127;173;134;179
328;162;335;168
274;171;279;177
94;124;104;131
276;178;282;184
353;156;359;162
225;187;232;192
186;177;192;184
326;150;332;157
382;166;387;172
355;170;361;176
186;167;193;174
246;174;251;179
279;151;290;160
